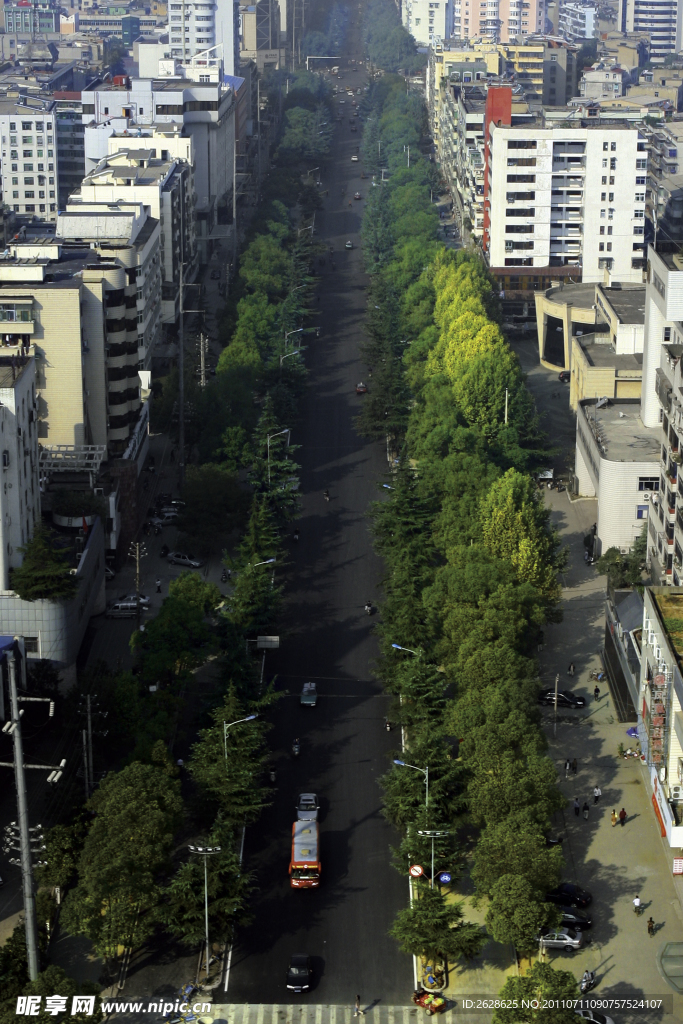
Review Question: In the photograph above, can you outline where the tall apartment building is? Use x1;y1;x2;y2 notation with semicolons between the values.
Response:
557;1;597;41
81;78;235;249
74;146;196;324
579;64;629;100
402;0;453;47
53;93;85;212
484;93;647;283
540;38;578;106
0;353;40;584
499;42;544;93
0;102;58;222
168;0;216;58
456;0;543;43
4;1;60;33
619;0;683;57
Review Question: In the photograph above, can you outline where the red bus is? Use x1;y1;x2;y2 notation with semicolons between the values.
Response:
289;819;321;888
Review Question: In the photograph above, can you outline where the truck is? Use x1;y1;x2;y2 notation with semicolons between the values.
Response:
290;819;321;888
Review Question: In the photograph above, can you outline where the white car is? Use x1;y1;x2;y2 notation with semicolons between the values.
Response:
296;793;319;820
576;1014;614;1024
537;928;583;952
118;593;151;608
168;552;204;568
351;155;359;162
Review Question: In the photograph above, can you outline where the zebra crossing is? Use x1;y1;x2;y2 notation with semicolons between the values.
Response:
208;1006;484;1024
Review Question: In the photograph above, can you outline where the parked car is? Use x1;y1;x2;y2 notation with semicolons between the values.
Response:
106;599;140;618
559;370;571;383
351;155;359;162
156;507;180;519
118;593;151;608
167;552;204;568
537;927;583;952
538;689;586;708
354;192;362;200
301;682;318;706
345;241;353;249
286;954;312;992
296;793;319;820
149;513;178;527
560;908;592;930
546;883;592;908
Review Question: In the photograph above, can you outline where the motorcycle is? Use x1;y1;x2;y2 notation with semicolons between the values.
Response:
385;718;391;732
221;570;228;583
580;971;596;995
365;602;372;616
160;544;170;559
269;768;276;783
292;739;300;757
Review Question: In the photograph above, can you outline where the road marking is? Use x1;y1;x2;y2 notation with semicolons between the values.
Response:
316;1006;323;1024
286;1005;294;1024
210;1009;461;1024
257;1004;265;1024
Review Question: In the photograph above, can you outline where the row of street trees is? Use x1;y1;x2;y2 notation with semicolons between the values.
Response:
358;51;580;1019
17;71;330;1000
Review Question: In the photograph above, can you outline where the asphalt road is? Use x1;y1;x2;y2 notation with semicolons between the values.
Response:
225;65;412;1008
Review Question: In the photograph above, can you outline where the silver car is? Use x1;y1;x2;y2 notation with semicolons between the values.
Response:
296;793;319;821
168;552;204;568
118;593;151;608
537;927;583;952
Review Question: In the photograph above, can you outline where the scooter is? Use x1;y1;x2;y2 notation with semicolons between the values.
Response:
292;739;300;757
269;768;276;783
365;602;372;616
579;971;596;995
384;718;391;732
221;570;228;582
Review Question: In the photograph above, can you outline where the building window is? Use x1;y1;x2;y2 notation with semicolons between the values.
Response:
599;242;604;251
600;226;604;235
637;503;649;520
24;205;34;212
601;192;606;201
611;141;616;151
639;477;659;491
608;226;612;235
23;164;33;172
603;141;608;151
606;242;612;251
634;225;644;235
24;177;34;185
24;191;34;199
11;191;18;199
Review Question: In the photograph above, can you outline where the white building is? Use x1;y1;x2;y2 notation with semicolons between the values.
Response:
167;0;216;58
619;0;683;57
81;78;235;248
402;0;453;47
579;65;630;100
0;354;40;586
557;2;597;40
486;123;647;283
0;102;58;222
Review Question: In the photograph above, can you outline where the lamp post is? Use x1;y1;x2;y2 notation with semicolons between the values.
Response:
391;642;420;656
416;828;452;888
393;759;429;811
267;429;290;485
188;844;222;981
284;327;303;349
280;350;299;368
223;714;258;763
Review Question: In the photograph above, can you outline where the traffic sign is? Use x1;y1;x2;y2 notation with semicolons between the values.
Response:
437;871;452;884
409;864;424;877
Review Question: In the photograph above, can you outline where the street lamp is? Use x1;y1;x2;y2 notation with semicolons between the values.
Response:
284;327;304;348
394;759;429;811
267;428;290;485
280;350;299;368
223;714;259;762
188;844;222;981
416;828;452;889
249;559;276;569
392;643;420;656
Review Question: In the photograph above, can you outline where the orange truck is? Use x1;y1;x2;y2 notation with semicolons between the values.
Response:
289;819;321;888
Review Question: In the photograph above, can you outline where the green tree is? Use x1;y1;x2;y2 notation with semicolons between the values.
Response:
131;594;212;688
390;883;485;964
169;572;222;615
11;528;78;602
471;819;563;898
594;523;646;589
177;463;249;555
61;763;183;963
492;962;579;1024
0;965;102;1024
485;874;559;955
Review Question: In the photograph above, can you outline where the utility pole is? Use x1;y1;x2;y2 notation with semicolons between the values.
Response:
257;78;261;182
128;541;148;632
82;729;89;801
199;333;207;388
8;653;39;981
189;844;222;981
232;143;238;273
87;696;94;794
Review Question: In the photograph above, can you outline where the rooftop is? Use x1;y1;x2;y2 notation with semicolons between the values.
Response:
546;281;596;306
652;589;683;667
579;398;660;462
577;334;643;370
599;284;646;323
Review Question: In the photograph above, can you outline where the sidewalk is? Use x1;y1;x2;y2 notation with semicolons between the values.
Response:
540;487;683;1019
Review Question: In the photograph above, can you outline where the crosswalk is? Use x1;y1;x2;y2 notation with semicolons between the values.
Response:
208;1007;474;1024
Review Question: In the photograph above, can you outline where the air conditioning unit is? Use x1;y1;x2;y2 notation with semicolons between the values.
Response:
644;492;651;500
655;645;662;660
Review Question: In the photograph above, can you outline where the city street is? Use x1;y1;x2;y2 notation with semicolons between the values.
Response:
224;61;411;1007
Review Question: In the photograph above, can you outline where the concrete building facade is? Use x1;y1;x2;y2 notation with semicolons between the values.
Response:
0;103;58;222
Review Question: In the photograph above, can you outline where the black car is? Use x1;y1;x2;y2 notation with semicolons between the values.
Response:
560;907;592;930
286;954;312;992
546;883;592;908
558;370;571;383
538;689;586;708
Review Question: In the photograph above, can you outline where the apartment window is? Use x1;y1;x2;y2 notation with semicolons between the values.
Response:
636;159;647;170
603;141;608;151
609;176;614;185
21;122;31;131
634;209;644;218
49;191;54;199
611;141;616;151
665;327;671;341
11;191;18;199
24;205;34;212
38;191;44;199
24;178;34;185
11;178;17;186
608;226;612;235
12;206;17;212
607;242;612;251
600;226;605;235
601;192;606;201
24;191;34;199
634;225;644;235
599;242;604;251
22;151;31;159
636;176;646;185
39;204;45;213
49;205;55;212
637;505;649;519
608;208;614;219
11;165;17;173
23;164;33;172
635;192;645;201
602;158;607;168
609;192;614;202
600;209;605;218
639;477;659;491
610;158;616;170
9;123;15;131
602;176;607;185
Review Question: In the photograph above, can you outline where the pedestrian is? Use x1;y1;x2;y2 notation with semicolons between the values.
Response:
572;758;578;775
611;808;618;827
594;684;601;702
354;997;365;1018
565;758;571;779
593;785;602;804
156;578;162;594
619;807;627;827
648;917;655;937
568;662;575;677
574;797;580;817
582;801;589;820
